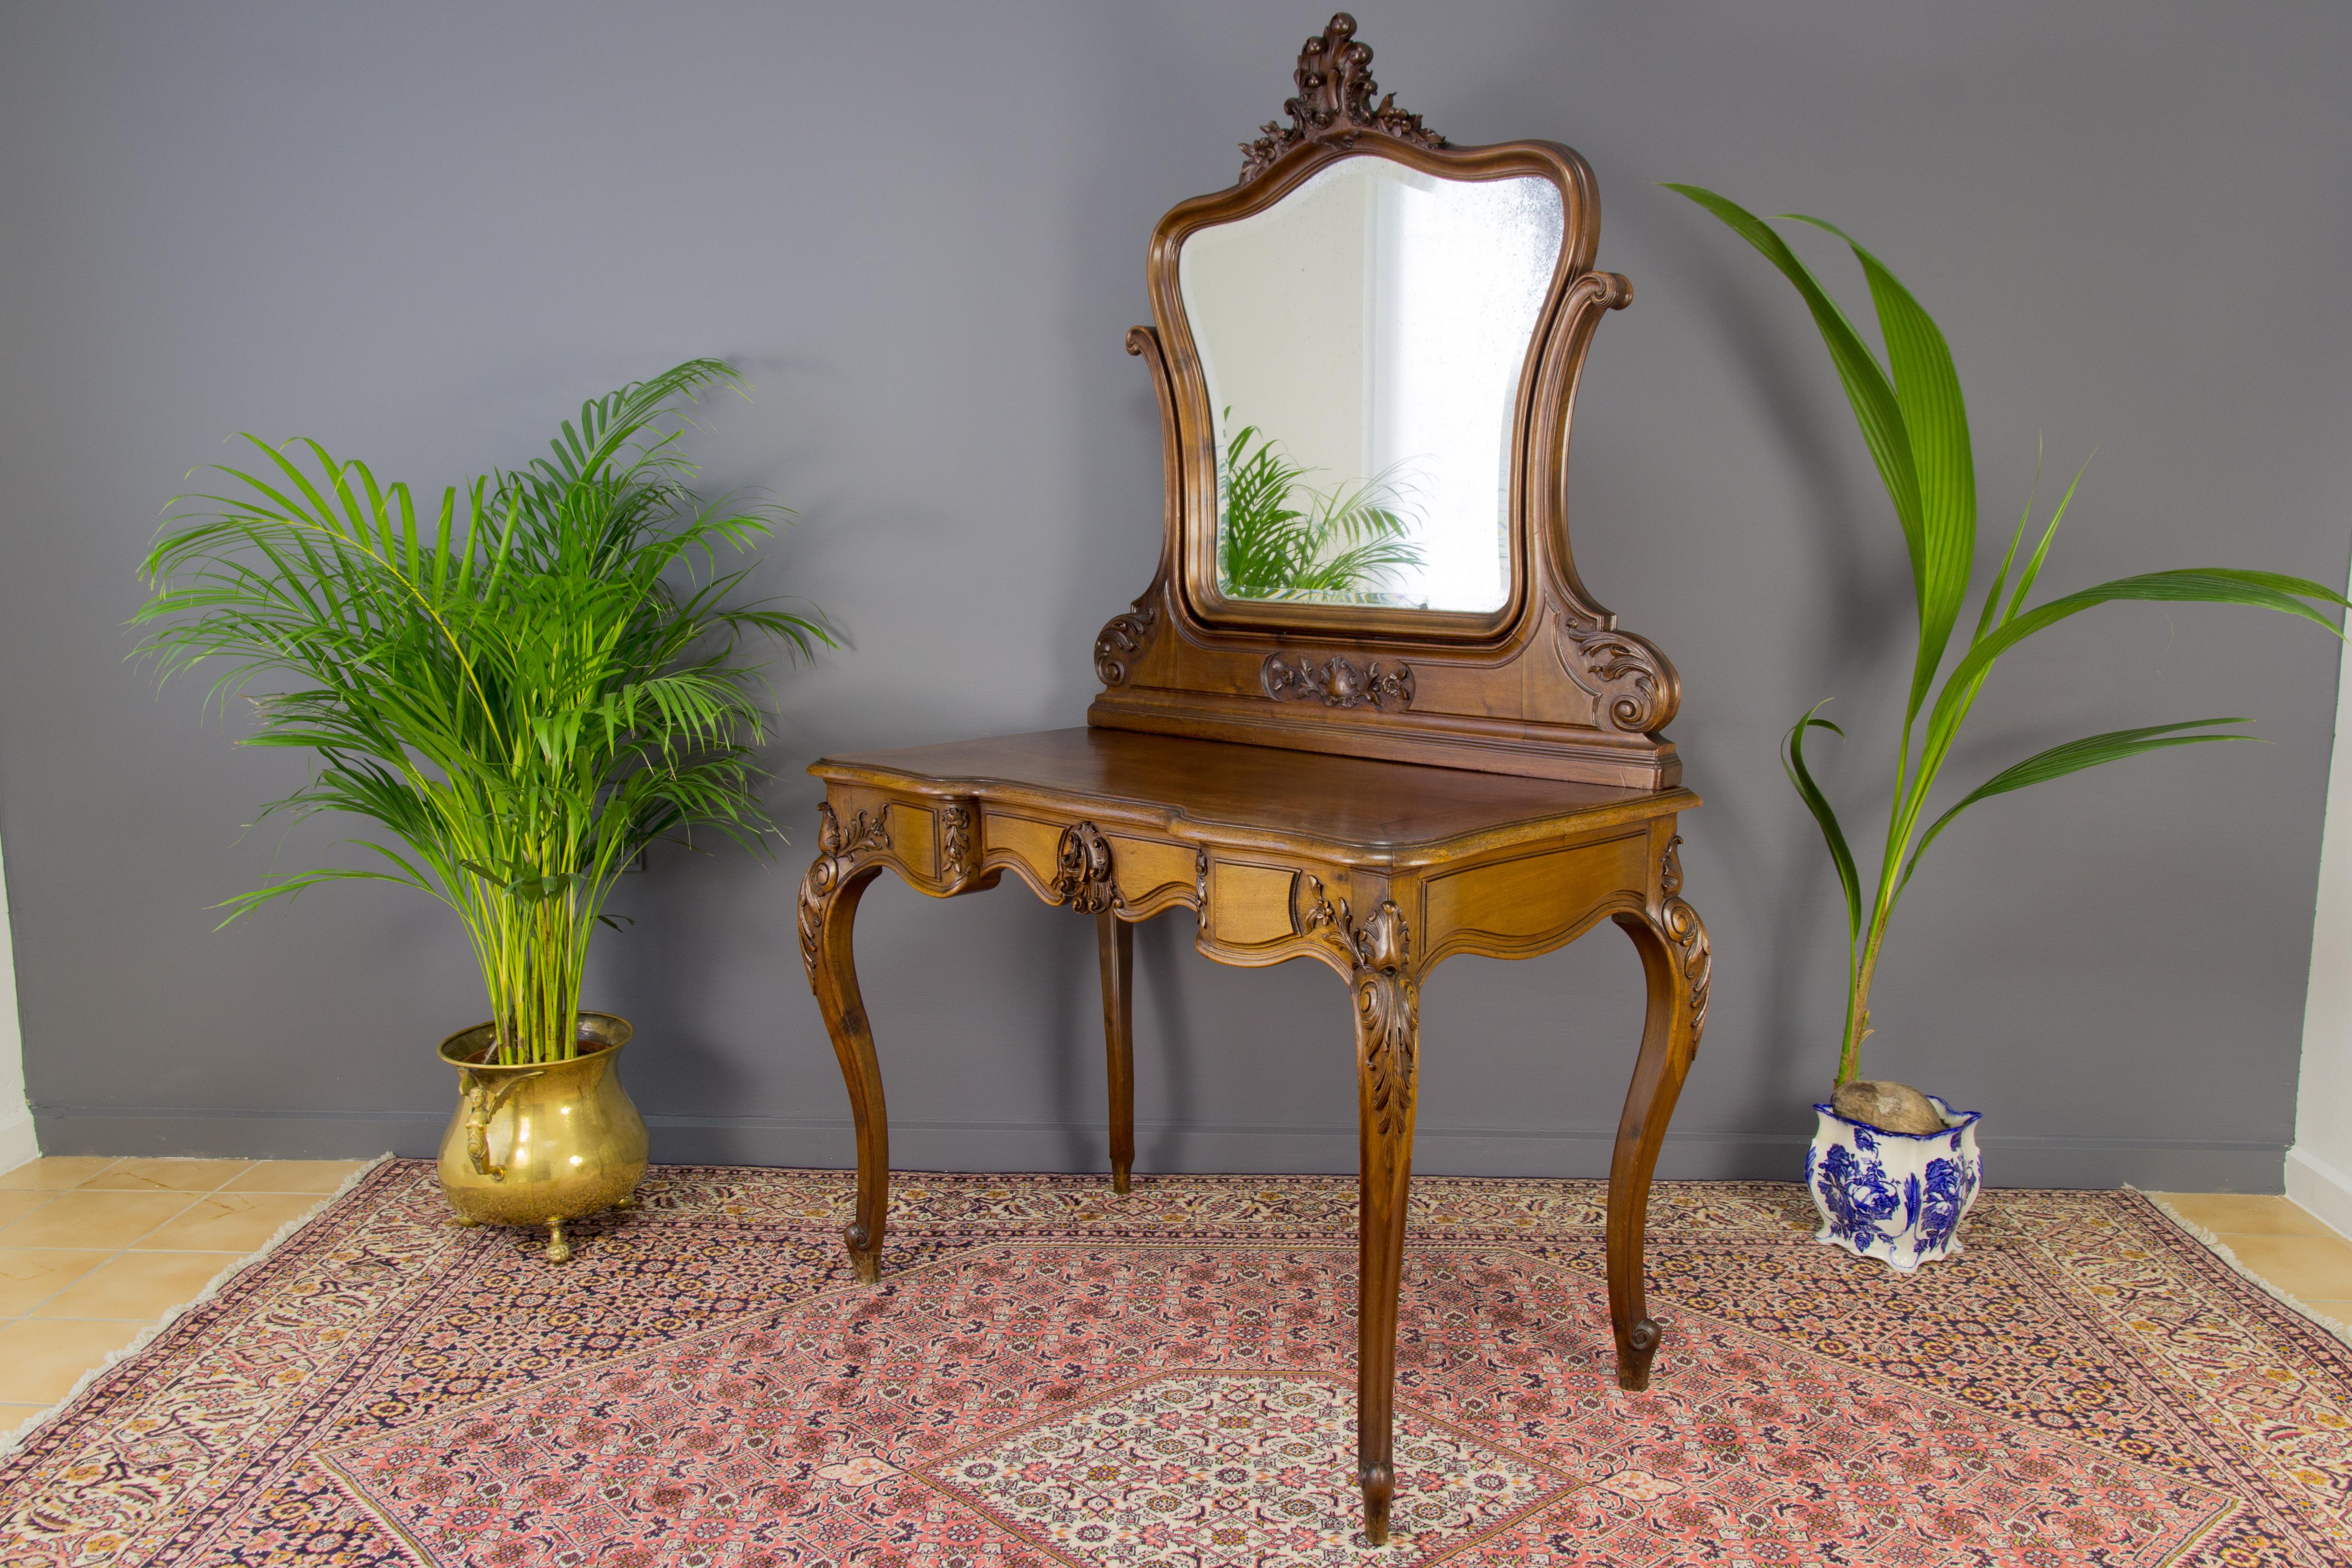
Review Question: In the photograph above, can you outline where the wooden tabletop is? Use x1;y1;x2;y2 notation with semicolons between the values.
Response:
812;727;1696;852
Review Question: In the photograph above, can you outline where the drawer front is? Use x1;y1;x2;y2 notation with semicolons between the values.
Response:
1210;860;1301;949
888;802;936;881
1422;832;1648;960
1108;834;1197;916
982;811;1067;896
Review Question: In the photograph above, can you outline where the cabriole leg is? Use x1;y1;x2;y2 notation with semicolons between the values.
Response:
801;848;889;1285
1346;903;1419;1546
1607;839;1711;1391
1097;908;1135;1193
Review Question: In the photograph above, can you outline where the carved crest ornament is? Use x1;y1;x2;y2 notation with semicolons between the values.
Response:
1239;13;1448;184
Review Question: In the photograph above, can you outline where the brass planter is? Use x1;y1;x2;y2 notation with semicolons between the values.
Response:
436;1012;649;1262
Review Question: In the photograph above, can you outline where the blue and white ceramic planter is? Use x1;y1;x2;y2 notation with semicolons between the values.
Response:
1806;1095;1983;1272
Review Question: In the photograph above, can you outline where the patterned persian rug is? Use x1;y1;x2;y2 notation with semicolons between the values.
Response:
2;1163;2349;1567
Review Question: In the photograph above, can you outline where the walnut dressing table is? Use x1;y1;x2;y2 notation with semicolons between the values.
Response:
797;16;1710;1544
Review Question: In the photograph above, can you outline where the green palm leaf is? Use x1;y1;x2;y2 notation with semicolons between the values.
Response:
1782;703;1860;945
1663;187;1928;638
1783;216;1976;728
1899;719;2258;893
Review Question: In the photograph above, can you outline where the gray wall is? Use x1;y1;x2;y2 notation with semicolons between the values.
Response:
2;2;2346;1190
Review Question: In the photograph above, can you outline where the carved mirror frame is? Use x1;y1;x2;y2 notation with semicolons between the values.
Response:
1088;14;1680;789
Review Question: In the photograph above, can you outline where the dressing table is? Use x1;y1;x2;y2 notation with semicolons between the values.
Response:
798;15;1709;1544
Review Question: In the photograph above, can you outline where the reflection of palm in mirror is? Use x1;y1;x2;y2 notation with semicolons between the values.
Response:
1215;422;1424;605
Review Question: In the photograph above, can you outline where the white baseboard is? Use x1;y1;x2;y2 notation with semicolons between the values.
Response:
2285;1145;2352;1242
0;1112;36;1177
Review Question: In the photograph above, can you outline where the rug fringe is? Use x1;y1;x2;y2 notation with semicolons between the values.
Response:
0;1152;394;1457
2133;1186;2352;1348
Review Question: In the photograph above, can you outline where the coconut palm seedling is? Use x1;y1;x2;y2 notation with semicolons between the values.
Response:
1669;185;2349;1091
1215;421;1422;602
135;359;830;1066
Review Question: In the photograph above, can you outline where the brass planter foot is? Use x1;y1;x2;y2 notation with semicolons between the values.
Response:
436;1012;650;1264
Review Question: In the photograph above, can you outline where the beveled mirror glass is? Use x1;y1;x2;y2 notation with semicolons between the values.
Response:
1178;155;1565;615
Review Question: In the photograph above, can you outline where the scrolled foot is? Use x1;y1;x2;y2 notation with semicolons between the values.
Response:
845;1221;881;1285
545;1218;573;1264
1617;1316;1662;1390
1359;1461;1394;1546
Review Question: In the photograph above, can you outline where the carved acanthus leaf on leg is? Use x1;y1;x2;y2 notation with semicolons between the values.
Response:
1357;963;1419;1140
1658;835;1712;1042
1322;898;1417;1138
797;802;890;989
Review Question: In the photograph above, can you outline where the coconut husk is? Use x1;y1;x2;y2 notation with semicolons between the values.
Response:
1831;1078;1947;1135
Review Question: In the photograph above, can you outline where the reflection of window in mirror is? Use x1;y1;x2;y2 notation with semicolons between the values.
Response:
1180;156;1564;614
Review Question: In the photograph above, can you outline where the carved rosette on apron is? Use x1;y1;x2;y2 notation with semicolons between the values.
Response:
1051;821;1121;914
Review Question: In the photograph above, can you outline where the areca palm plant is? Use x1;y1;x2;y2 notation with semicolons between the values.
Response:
1216;422;1422;602
136;359;829;1066
1669;187;2349;1090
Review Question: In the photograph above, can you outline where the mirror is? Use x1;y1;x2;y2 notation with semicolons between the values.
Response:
1179;156;1565;615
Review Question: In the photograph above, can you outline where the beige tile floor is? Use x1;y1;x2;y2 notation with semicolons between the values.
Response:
0;1163;2343;1442
0;1156;369;1434
2148;1191;2352;1323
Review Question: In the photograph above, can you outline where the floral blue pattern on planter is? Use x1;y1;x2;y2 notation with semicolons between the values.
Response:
1806;1094;1982;1272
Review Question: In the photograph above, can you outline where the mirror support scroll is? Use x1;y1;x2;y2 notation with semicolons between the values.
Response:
1086;13;1680;790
